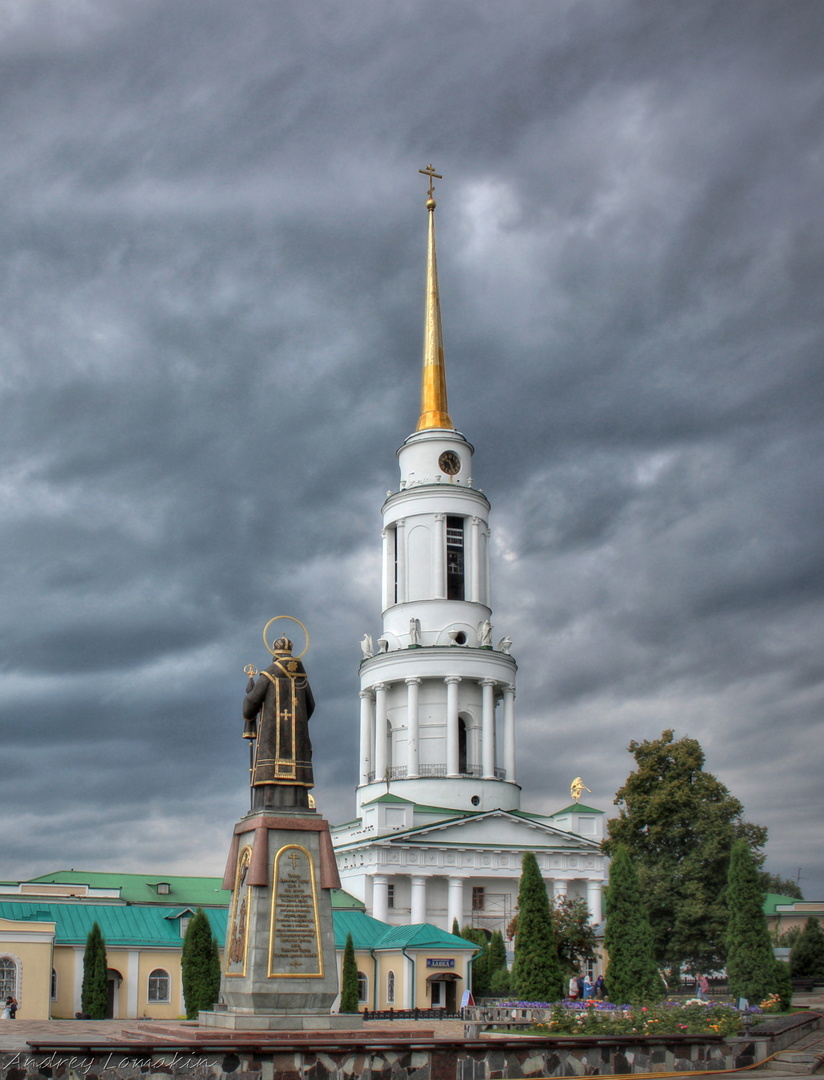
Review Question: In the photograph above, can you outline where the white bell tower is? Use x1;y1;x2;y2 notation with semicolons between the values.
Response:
356;169;520;817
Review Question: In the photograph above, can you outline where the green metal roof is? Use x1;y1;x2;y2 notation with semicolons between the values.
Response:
23;871;359;913
549;804;604;816
763;893;804;914
374;924;478;951
26;870;231;907
331;911;478;953
332;909;393;949
0;899;227;948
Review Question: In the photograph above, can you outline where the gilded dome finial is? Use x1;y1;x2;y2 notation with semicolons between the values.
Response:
416;165;454;431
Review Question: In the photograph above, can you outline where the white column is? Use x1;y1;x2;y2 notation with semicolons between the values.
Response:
434;514;446;598
395;518;406;604
73;946;84;1014
373;683;388;781
359;690;374;784
445;676;461;776
481;679;496;778
127;949;139;1018
373;874;390;923
469;516;481;602
410;875;427;923
503;683;516;782
447;876;465;930
381;528;392;610
553;880;568;900
587;880;602;924
406;677;421;777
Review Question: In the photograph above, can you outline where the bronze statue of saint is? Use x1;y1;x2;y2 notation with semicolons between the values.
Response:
243;636;315;811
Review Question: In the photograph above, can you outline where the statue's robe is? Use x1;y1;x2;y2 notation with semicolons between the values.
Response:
243;655;315;810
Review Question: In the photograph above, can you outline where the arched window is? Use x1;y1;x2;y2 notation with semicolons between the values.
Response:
51;968;58;1000
148;968;171;1003
386;969;395;1005
0;957;17;998
357;971;368;1003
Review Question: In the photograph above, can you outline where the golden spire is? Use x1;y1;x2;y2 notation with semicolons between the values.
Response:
416;164;454;431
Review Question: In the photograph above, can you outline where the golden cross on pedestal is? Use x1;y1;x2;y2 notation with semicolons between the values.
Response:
288;851;301;870
419;163;442;200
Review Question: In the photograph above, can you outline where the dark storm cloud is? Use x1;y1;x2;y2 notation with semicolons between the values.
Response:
0;0;821;897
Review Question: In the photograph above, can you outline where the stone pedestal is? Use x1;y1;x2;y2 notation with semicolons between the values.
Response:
200;809;362;1031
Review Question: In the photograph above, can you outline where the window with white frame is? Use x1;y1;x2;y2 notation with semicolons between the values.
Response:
148;968;171;1002
387;969;395;1005
357;971;369;1003
0;957;17;999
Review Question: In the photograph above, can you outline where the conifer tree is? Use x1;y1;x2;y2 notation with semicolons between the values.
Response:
462;926;490;996
604;845;663;1004
510;852;564;1002
339;932;360;1012
725;840;778;1004
790;917;824;981
451;917;461;937
486;930;510;996
487;930;508;979
181;909;221;1019
81;921;109;1019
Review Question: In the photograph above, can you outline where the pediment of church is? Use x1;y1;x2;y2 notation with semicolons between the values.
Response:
381;809;601;851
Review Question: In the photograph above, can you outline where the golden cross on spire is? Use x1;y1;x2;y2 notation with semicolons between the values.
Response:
419;163;443;202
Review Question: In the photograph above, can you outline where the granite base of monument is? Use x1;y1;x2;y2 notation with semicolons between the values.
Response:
200;810;362;1031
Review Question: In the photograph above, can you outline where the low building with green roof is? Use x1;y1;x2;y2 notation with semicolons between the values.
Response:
0;870;474;1019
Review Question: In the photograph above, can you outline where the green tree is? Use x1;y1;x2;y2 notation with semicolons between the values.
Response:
486;930;510;997
510;852;564;1002
604;845;663;1005
552;896;598;973
790;917;824;981
603;729;767;970
451;917;461;937
81;921;108;1018
339;932;360;1013
181;909;221;1019
774;959;793;1010
759;872;803;900
462;926;490;996
725;840;777;1005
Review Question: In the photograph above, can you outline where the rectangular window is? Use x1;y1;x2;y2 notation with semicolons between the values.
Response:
472;886;485;912
387;883;395;909
446;516;465;601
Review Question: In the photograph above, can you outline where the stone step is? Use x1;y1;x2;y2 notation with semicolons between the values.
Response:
765;1050;824;1074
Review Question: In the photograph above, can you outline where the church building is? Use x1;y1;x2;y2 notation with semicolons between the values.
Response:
331;172;607;939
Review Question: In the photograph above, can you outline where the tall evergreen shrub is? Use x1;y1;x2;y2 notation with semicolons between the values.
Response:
181;909;221;1019
81;921;108;1019
604;845;663;1004
339;932;360;1012
510;852;564;1002
725;840;778;1004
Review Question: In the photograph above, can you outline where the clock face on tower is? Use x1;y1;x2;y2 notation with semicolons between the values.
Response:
438;450;461;475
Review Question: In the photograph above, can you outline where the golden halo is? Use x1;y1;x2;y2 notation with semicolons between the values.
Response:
262;616;310;660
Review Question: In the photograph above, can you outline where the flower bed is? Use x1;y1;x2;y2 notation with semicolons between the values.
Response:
490;995;783;1037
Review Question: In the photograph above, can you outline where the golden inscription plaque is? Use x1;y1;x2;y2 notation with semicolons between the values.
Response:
225;845;252;977
268;843;323;978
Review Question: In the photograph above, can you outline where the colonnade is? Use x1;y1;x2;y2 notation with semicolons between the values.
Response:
370;873;603;927
359;677;516;785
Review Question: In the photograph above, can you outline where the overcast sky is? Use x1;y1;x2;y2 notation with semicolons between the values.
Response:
1;0;822;901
